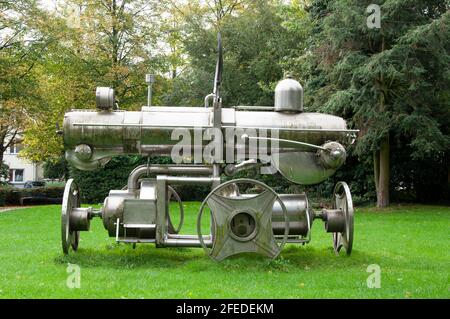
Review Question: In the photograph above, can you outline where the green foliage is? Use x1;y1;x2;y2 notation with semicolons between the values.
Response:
69;156;147;204
164;0;311;107
43;156;69;180
294;0;450;202
0;1;52;161
5;0;449;204
0;189;5;206
390;142;450;203
20;0;169;162
0;163;11;205
0;162;9;186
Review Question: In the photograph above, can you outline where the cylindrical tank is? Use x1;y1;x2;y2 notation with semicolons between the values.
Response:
63;107;350;169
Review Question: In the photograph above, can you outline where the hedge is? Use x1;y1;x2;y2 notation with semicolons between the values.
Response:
69;155;212;204
0;186;64;206
67;155;365;205
0;189;5;206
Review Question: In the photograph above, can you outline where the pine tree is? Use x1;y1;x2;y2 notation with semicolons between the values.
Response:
299;0;450;207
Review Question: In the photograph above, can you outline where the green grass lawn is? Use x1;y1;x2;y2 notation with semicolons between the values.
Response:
0;203;449;298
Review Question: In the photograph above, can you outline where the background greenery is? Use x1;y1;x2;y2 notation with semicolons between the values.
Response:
0;204;448;298
1;0;449;207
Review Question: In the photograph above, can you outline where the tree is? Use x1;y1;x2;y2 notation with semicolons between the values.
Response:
0;161;8;185
296;0;450;207
43;156;69;180
163;0;311;107
0;1;50;163
20;0;167;162
74;0;161;106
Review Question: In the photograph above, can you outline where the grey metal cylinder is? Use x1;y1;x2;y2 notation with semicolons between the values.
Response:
274;78;303;113
63;108;350;171
127;164;213;191
272;194;311;236
70;208;91;231
102;190;134;236
323;209;346;233
95;87;115;110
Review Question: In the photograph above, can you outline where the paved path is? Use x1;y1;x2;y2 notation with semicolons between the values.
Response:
0;206;33;213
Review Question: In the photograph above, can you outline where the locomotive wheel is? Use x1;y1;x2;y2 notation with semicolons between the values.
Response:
61;179;81;254
331;181;354;255
197;179;289;261
167;185;184;234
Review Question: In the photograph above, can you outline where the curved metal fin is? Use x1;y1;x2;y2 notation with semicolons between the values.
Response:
213;32;223;98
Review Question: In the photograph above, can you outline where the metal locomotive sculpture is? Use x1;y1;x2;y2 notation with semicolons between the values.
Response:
61;35;358;261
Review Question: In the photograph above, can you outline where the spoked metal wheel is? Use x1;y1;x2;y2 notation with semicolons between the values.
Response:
197;179;289;262
167;185;184;234
331;182;354;255
61;179;81;254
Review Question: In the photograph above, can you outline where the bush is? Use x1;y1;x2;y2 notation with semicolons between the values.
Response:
4;188;21;204
68;156;148;204
43;156;69;180
20;186;65;200
0;188;5;206
65;148;450;206
0;162;9;185
0;186;64;206
67;153;374;205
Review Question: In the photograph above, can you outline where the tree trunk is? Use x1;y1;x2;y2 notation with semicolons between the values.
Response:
373;149;379;192
0;127;17;165
374;36;390;208
374;136;390;208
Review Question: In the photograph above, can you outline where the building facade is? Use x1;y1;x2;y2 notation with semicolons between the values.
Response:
2;142;44;188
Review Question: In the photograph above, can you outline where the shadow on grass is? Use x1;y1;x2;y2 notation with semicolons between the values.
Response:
54;244;203;269
53;242;383;273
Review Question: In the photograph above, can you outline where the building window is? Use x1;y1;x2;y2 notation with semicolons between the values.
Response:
9;169;24;182
9;143;22;154
15;169;24;182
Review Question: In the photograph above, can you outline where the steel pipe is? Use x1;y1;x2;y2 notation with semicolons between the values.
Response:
127;164;213;191
163;238;213;248
163;176;220;186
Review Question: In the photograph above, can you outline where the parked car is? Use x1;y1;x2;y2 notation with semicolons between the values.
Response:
23;181;46;189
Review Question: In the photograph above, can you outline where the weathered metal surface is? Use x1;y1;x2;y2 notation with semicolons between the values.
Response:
63;108;354;184
197;179;289;261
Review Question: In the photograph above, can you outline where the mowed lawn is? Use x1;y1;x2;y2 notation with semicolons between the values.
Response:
0;203;448;298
